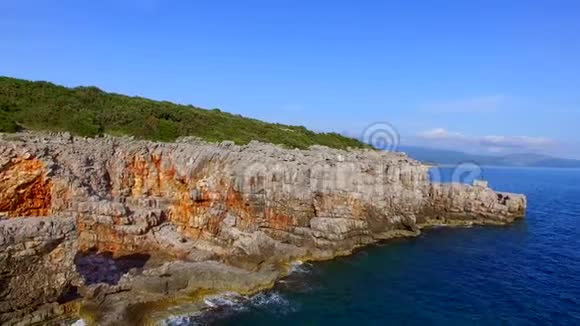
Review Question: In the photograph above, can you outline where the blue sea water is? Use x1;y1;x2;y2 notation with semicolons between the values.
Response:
176;167;580;325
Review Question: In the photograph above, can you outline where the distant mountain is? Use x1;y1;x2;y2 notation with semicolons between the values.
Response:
399;146;580;168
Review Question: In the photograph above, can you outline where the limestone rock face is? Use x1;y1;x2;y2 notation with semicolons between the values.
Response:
0;216;78;323
0;133;526;324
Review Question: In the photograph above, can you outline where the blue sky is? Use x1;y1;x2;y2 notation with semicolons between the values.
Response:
2;0;579;158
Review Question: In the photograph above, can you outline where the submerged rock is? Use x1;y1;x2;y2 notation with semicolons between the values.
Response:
0;133;526;324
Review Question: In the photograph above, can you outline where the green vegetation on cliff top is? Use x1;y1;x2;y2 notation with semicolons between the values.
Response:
0;76;370;150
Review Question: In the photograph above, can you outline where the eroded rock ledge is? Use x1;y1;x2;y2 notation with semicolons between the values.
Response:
0;133;526;325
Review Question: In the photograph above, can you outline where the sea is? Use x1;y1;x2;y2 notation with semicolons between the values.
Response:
164;166;580;325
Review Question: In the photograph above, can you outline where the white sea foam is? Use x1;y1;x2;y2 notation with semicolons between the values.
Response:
250;292;286;307
289;260;312;274
162;310;205;326
161;289;298;325
248;291;297;314
202;292;245;310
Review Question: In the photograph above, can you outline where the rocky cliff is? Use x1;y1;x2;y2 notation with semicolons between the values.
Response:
0;133;526;325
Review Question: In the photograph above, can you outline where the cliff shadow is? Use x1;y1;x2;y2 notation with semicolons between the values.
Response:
74;251;151;286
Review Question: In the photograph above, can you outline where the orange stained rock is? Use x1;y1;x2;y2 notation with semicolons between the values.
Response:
0;157;53;217
313;193;368;219
265;209;295;231
78;153;308;255
76;217;153;257
124;154;186;198
224;186;262;231
129;155;151;197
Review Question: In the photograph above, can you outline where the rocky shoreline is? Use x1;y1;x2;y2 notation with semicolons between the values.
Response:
0;133;526;325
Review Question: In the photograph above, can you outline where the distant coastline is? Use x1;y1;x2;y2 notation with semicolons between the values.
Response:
428;163;580;169
399;146;580;169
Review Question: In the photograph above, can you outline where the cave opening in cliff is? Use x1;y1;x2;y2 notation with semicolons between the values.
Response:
74;251;151;286
57;285;80;304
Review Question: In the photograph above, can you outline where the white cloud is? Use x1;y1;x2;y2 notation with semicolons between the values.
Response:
480;135;552;148
425;95;507;113
413;128;554;155
417;128;464;140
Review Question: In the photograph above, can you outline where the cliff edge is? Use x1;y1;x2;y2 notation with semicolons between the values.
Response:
0;133;526;325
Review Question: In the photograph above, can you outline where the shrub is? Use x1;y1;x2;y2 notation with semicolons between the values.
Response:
0;76;373;150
